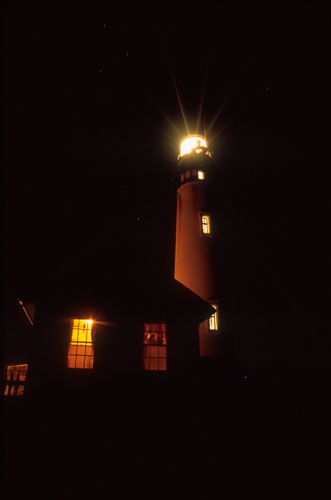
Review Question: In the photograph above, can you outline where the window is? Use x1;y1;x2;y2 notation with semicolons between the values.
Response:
67;319;94;369
4;364;28;396
197;170;205;180
209;304;218;331
143;322;167;371
201;214;211;235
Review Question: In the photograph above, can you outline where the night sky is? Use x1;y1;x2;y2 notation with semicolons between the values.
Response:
3;1;328;363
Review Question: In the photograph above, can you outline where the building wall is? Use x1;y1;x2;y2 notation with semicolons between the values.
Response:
175;181;216;300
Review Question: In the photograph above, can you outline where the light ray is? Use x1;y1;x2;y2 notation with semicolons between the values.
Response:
207;58;251;135
206;82;236;136
196;58;209;134
196;81;205;134
209;111;241;143
151;96;181;136
161;40;190;135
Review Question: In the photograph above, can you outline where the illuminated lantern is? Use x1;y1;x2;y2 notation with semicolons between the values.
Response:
175;135;219;357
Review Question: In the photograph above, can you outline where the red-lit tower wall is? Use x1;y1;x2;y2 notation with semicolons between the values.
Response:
175;138;219;357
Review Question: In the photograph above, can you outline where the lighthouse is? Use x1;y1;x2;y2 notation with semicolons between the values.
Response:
174;135;219;357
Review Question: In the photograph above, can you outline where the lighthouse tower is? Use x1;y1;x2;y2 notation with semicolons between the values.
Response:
174;135;219;357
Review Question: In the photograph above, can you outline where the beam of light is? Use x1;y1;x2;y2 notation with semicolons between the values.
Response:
161;40;190;136
207;58;251;135
208;111;241;143
206;83;236;136
196;83;205;135
196;57;209;134
150;95;181;136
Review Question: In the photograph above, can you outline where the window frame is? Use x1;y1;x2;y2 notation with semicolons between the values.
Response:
200;213;211;236
208;304;219;332
67;319;95;370
143;322;167;372
4;364;28;396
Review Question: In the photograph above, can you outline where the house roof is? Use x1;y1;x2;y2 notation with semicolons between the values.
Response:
36;252;214;323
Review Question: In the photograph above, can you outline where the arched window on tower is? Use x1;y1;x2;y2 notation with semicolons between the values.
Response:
201;214;211;235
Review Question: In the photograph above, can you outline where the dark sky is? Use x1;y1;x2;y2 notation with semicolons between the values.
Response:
3;1;328;361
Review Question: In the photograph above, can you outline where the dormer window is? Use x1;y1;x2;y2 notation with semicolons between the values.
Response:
67;319;94;369
201;214;211;235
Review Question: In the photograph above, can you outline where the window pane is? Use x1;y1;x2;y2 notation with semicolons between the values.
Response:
143;332;150;345
75;356;84;369
158;346;166;358
71;328;79;342
150;358;157;371
85;356;94;369
68;344;77;355
159;333;167;345
143;346;151;358
150;333;159;345
149;346;159;358
77;345;86;356
85;345;94;356
143;358;151;370
77;330;87;343
159;358;167;371
79;319;88;330
68;355;76;368
17;385;25;396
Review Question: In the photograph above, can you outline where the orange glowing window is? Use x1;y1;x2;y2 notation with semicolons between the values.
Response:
4;364;28;396
67;319;94;369
201;214;211;234
143;322;167;371
209;305;218;331
198;170;205;180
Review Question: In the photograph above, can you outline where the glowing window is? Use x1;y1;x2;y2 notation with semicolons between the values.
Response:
67;319;94;369
209;305;218;331
4;364;28;396
201;214;211;234
198;170;205;180
143;322;167;371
